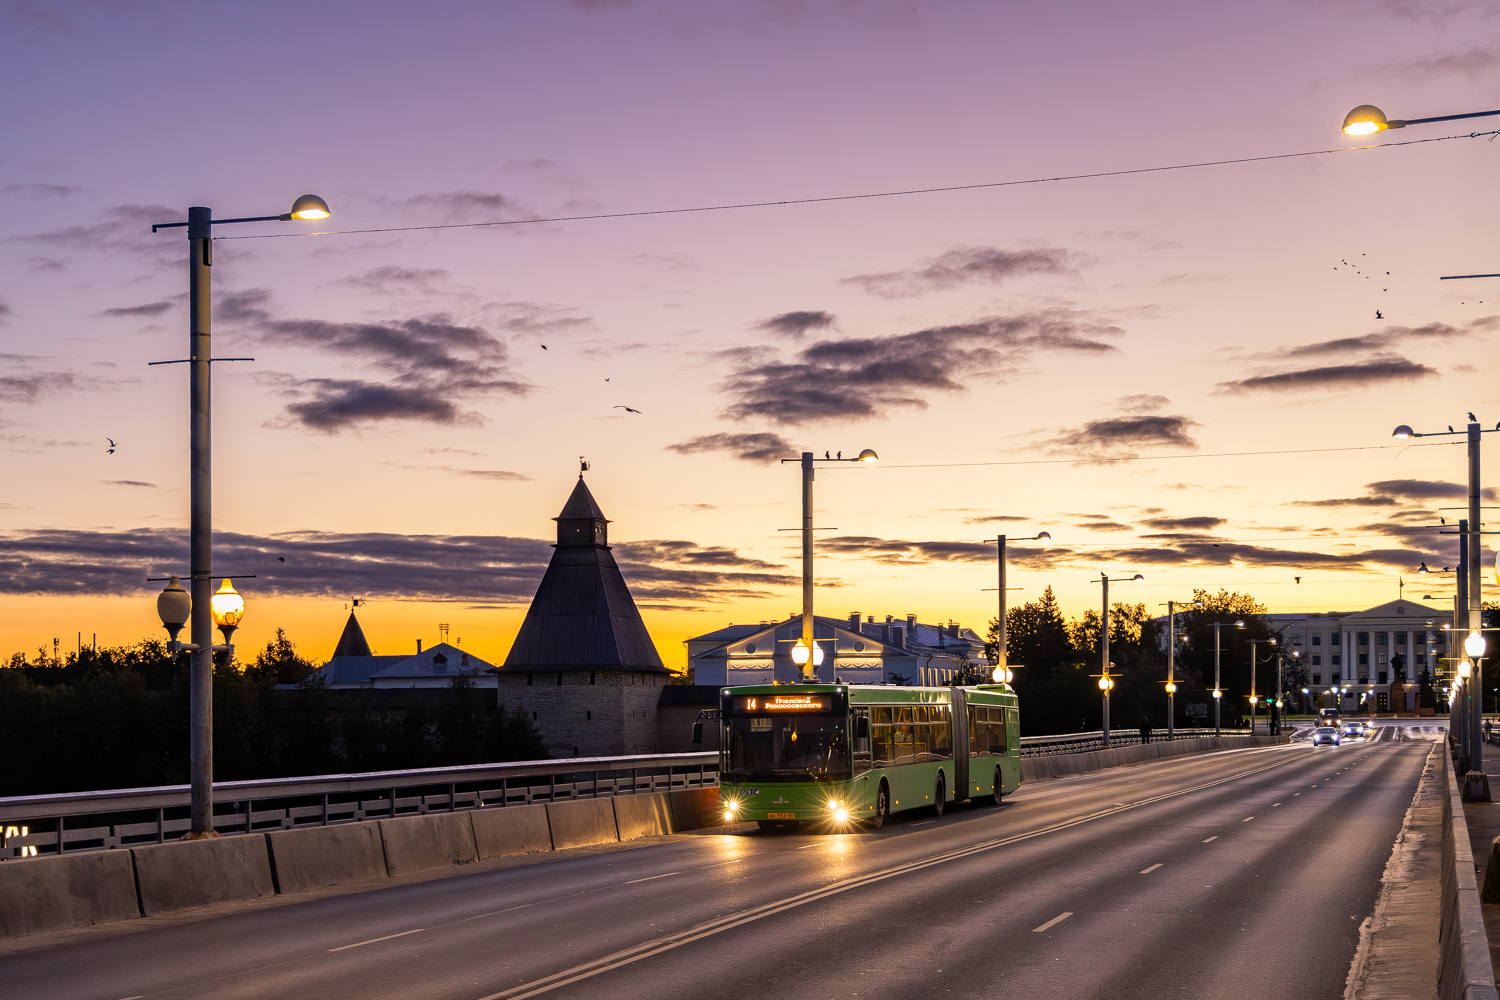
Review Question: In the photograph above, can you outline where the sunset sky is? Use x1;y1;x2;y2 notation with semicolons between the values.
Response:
3;0;1499;672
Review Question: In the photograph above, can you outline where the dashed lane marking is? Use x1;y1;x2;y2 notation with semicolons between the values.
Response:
624;872;680;884
1273;802;1281;807
1033;912;1073;933
328;928;427;952
472;749;1315;1000
1203;836;1218;842
1243;816;1255;822
1140;864;1163;874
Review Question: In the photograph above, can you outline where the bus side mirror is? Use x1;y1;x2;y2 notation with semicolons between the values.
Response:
856;716;870;739
692;721;704;744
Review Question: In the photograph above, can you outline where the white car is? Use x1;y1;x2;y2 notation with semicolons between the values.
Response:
1312;727;1341;746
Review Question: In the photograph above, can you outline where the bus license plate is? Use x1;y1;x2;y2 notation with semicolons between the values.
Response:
768;812;796;820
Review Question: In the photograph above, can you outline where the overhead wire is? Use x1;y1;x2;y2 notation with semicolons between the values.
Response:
215;129;1500;242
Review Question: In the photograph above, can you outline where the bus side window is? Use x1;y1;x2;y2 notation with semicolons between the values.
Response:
1005;708;1019;753
871;706;897;766
852;709;872;773
931;704;953;759
968;706;982;757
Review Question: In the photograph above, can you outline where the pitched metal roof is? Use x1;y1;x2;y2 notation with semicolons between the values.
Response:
501;477;668;674
370;642;496;679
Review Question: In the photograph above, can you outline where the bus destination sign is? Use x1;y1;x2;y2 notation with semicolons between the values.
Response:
732;694;833;713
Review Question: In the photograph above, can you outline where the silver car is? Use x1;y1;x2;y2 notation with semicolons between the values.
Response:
1312;727;1341;746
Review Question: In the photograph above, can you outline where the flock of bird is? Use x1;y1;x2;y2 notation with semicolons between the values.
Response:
541;343;641;414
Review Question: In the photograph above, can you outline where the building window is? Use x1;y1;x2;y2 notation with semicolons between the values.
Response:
1376;633;1387;647
1359;653;1369;665
1358;673;1369;683
590;671;597;685
1311;634;1322;646
1313;673;1322;685
1332;654;1342;666
557;672;564;686
1378;671;1388;684
1396;632;1407;646
532;711;538;720
586;710;592;720
1332;672;1341;683
1358;632;1369;646
1417;655;1427;666
1312;655;1322;666
527;672;534;686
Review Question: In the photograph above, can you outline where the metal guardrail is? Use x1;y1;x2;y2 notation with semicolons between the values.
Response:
1020;728;1252;757
0;753;719;860
0;725;1281;859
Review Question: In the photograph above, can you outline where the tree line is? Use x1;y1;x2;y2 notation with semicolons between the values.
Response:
984;586;1347;736
0;630;546;796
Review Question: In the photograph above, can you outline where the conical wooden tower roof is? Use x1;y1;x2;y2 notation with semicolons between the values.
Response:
501;475;668;674
331;611;373;658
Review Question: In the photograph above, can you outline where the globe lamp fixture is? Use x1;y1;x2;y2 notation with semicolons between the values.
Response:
157;576;191;645
1165;681;1176;694
210;578;246;645
1459;660;1473;679
1465;631;1487;659
1212;689;1222;700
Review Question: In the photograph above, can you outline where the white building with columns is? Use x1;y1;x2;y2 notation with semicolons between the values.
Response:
1271;599;1453;713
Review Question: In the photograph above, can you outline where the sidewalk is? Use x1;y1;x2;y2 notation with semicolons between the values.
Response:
1347;743;1442;999
1462;769;1500;977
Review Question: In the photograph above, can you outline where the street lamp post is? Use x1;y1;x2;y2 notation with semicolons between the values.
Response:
1393;416;1494;774
1212;619;1245;735
1161;599;1194;738
781;449;877;681
149;195;330;837
985;531;1050;671
1092;572;1143;746
1246;637;1276;735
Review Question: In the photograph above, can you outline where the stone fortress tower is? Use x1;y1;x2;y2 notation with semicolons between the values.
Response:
496;471;670;757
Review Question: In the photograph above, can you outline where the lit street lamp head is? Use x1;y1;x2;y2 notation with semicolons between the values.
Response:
1392;424;1415;439
856;449;878;463
1034;531;1052;541
287;194;331;221
210;578;245;630
1343;105;1395;135
1466;630;1487;659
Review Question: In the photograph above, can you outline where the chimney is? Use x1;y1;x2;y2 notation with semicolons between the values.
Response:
867;615;875;624
885;615;894;623
417;639;423;653
849;611;861;631
892;625;906;649
907;614;917;632
948;622;960;639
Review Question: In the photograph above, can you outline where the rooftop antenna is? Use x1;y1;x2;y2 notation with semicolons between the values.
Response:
439;622;450;644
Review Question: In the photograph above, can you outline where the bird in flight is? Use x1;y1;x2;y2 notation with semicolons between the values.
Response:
613;405;643;414
1375;310;1383;319
540;345;548;350
106;438;116;454
277;557;285;563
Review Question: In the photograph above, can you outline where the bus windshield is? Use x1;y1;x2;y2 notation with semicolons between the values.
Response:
725;713;850;781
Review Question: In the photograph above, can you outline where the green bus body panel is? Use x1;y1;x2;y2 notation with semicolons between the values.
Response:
717;683;1021;824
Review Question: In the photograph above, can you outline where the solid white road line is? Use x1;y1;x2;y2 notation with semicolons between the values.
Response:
1140;863;1163;874
624;872;680;884
328;928;427;952
1033;912;1074;933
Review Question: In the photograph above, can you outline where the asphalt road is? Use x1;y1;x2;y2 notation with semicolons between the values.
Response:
1;734;1438;1000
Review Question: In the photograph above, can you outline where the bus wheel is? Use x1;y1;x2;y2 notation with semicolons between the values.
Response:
990;765;1005;805
933;774;946;817
870;782;889;829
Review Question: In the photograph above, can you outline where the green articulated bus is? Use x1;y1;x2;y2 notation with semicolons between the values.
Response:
709;682;1021;831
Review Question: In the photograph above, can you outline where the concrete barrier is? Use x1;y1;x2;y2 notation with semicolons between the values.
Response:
546;798;618;850
1018;734;1286;783
471;804;553;859
378;812;478;877
666;787;721;831
0;849;140;937
266;822;388;894
1439;752;1499;1000
614;793;674;840
131;835;275;917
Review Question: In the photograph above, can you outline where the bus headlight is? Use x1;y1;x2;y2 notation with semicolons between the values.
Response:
723;801;738;821
834;808;849;823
